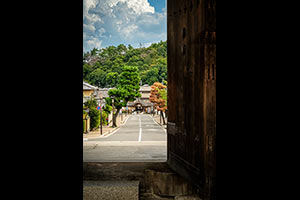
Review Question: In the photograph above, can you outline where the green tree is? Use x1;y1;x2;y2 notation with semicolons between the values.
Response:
102;103;112;125
89;107;100;129
83;63;94;80
106;72;119;87
149;82;167;124
84;98;97;108
145;68;159;85
83;41;167;88
88;68;107;87
84;98;100;130
117;44;127;55
91;48;99;56
107;66;141;127
159;87;167;108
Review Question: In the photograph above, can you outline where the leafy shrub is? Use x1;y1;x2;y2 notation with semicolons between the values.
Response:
84;98;97;108
83;120;86;133
89;107;100;130
101;111;108;126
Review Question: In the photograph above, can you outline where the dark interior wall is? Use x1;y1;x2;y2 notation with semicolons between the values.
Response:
167;0;216;199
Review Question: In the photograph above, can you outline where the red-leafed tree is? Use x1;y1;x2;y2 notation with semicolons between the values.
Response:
149;82;167;125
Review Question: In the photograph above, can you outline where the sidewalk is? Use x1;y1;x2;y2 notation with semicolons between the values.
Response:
83;114;130;139
83;126;116;139
152;114;167;129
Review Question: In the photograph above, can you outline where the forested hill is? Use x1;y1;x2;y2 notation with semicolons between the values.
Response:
83;41;167;88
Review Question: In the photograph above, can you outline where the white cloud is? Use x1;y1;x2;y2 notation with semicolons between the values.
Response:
86;37;102;50
122;24;138;39
118;0;154;14
83;24;96;33
83;0;166;52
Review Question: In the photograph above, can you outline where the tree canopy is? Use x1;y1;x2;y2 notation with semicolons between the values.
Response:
83;41;167;87
104;66;141;127
149;82;167;112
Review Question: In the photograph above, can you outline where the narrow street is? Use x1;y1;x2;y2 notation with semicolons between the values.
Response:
83;114;167;162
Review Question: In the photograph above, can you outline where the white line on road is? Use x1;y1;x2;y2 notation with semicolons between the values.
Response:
101;127;120;138
122;115;131;126
138;115;142;142
151;115;167;134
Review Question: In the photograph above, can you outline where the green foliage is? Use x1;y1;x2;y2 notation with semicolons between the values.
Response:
105;66;141;127
101;111;108;126
84;98;100;130
159;88;167;108
83;63;94;80
102;103;112;125
84;98;97;108
83;120;86;133
83;41;167;88
88;68;107;87
144;68;159;85
106;72;119;87
103;102;112;113
89;107;100;129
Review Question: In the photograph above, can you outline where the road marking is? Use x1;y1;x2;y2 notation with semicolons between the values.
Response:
123;115;130;124
101;127;120;138
151;115;167;134
83;141;167;146
138;116;142;142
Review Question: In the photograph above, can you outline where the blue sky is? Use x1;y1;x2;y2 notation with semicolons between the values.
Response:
83;0;166;53
148;0;166;13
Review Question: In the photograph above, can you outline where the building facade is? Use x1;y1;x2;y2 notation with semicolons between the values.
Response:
83;81;98;104
127;85;154;113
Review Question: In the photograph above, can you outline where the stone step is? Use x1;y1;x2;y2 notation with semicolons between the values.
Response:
175;195;202;200
83;180;139;200
140;193;174;200
144;169;194;197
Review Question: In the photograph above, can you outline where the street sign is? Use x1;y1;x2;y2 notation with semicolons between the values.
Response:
97;106;101;110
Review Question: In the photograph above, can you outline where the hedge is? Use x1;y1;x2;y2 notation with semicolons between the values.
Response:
83;120;86;133
89;107;100;130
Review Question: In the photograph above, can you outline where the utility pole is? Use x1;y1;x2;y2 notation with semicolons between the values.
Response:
112;98;115;127
160;110;162;124
99;92;103;135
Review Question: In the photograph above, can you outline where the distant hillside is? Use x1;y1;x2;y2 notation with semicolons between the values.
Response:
83;41;167;88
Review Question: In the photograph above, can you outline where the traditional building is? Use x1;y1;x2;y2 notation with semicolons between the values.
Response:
83;81;112;104
127;85;154;113
83;81;98;104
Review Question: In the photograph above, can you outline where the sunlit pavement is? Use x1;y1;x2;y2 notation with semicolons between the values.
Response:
83;114;167;162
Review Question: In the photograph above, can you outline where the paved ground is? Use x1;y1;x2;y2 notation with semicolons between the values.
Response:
83;114;129;139
83;114;167;162
153;114;168;128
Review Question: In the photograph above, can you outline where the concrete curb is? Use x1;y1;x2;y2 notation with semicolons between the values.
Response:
151;115;167;134
83;115;131;141
121;115;130;126
83;141;167;146
100;127;120;138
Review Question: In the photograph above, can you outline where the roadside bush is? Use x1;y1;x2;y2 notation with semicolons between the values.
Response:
89;107;100;130
84;98;97;108
101;111;108;126
83;120;86;133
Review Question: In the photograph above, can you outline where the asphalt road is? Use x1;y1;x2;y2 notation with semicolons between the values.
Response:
83;114;167;162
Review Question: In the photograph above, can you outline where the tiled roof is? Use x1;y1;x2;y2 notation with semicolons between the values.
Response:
127;98;153;107
139;85;151;92
83;81;98;90
94;88;115;98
